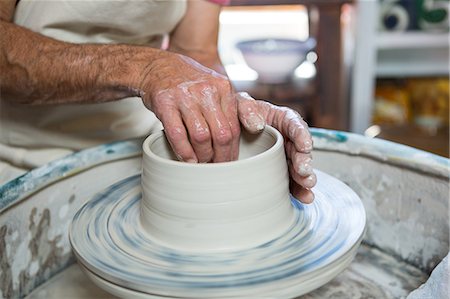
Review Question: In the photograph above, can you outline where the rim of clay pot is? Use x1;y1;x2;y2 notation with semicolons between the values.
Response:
142;125;283;167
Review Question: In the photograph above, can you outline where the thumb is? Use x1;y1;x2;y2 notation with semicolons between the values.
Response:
236;92;266;134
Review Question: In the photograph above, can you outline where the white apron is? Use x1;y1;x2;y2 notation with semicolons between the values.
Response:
0;0;187;183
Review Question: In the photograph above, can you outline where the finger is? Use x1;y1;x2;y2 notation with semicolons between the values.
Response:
179;101;213;163
285;110;313;153
221;93;241;161
290;179;315;204
294;153;313;177
285;141;313;177
288;162;317;189
236;92;265;133
160;107;198;163
289;141;313;177
264;102;312;153
198;88;234;163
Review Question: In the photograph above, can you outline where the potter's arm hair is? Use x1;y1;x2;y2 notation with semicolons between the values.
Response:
168;0;226;76
0;0;162;105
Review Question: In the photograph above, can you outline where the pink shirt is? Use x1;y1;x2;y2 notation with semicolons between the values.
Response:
207;0;230;5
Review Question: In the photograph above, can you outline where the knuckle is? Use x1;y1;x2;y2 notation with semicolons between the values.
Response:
195;81;219;96
191;129;211;144
195;81;211;90
216;78;231;89
214;128;233;146
165;126;185;142
154;104;177;122
304;174;317;188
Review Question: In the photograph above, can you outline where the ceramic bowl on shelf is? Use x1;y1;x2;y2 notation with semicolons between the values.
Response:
141;126;295;252
236;38;316;84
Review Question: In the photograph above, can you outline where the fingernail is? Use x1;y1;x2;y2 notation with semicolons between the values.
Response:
303;139;313;152
296;188;314;204
246;114;265;132
186;158;198;163
297;161;313;176
304;174;317;188
307;191;315;202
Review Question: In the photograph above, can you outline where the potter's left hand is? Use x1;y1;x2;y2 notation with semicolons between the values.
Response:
236;92;316;204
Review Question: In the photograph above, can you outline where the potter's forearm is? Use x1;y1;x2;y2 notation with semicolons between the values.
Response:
0;20;162;105
168;0;223;76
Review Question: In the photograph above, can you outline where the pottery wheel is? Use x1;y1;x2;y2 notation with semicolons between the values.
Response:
69;170;366;298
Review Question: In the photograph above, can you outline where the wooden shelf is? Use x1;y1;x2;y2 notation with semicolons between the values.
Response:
350;1;449;134
376;59;449;77
377;32;448;50
375;31;449;77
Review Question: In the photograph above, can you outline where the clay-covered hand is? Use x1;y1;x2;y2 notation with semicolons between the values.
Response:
236;92;316;203
139;52;240;163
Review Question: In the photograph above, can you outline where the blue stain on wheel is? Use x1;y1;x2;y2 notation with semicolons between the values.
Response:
311;129;348;143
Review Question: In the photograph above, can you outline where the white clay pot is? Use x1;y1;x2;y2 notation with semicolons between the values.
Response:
141;126;295;252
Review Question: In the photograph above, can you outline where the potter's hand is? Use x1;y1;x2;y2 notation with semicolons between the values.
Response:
140;53;240;163
237;92;316;203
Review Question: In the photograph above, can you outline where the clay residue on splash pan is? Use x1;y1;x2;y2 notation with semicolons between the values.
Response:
311;128;449;178
0;140;142;213
0;207;72;299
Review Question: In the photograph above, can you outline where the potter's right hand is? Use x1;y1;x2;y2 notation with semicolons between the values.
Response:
139;52;240;163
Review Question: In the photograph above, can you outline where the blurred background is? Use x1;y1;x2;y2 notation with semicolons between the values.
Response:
218;0;449;157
